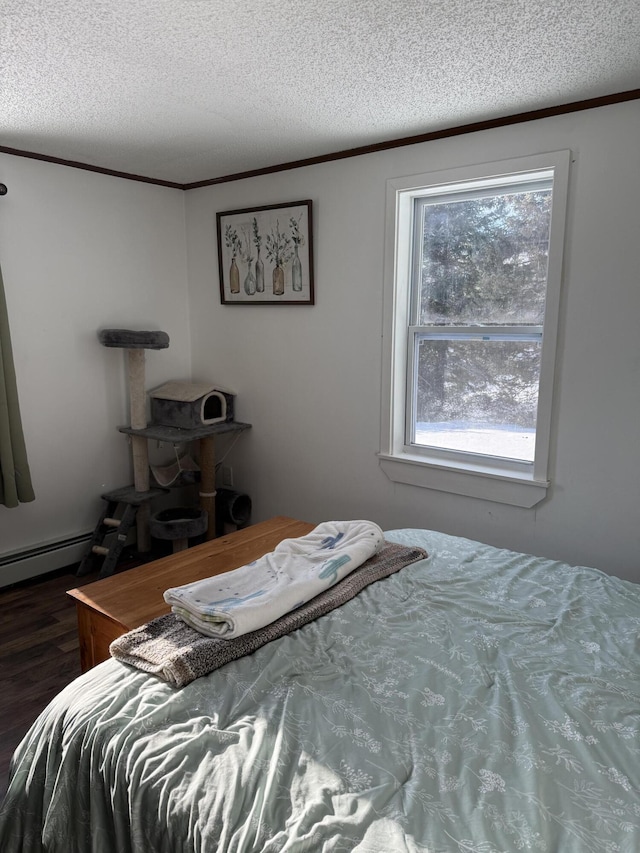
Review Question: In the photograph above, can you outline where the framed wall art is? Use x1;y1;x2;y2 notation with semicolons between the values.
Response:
217;199;314;305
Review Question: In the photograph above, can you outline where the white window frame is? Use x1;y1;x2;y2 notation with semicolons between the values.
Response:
379;151;570;507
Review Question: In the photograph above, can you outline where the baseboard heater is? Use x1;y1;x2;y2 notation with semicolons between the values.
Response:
0;532;93;589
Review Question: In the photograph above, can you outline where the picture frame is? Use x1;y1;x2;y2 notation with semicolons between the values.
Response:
217;200;314;305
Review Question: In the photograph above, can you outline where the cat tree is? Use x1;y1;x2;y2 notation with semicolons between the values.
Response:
77;328;251;577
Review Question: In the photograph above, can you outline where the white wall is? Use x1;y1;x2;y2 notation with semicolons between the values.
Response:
2;100;638;588
185;100;640;583
0;155;191;582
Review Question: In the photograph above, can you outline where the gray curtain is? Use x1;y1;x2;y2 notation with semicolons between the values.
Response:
0;263;34;507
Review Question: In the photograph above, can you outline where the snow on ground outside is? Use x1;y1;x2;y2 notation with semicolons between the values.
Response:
415;423;535;462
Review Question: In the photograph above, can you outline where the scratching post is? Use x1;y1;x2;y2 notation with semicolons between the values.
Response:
199;436;217;540
98;328;170;553
128;348;151;550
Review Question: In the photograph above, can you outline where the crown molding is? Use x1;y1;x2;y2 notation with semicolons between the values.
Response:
2;88;639;191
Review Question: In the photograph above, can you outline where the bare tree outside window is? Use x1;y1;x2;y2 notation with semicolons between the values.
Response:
410;187;552;461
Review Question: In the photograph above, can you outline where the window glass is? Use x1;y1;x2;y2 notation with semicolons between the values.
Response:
412;335;541;461
417;188;552;327
410;179;552;462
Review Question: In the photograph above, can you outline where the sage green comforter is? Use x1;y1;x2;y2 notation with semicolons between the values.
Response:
1;529;639;851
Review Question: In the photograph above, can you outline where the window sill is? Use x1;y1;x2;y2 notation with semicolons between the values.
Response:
378;452;549;508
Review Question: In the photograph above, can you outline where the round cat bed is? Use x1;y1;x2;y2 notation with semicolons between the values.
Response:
150;507;208;552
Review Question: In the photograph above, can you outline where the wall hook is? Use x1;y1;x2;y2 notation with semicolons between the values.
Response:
0;184;7;196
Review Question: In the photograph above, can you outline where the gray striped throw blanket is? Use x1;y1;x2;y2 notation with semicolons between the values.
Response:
110;541;427;687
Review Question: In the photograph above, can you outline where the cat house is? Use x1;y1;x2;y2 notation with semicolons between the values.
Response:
150;381;235;430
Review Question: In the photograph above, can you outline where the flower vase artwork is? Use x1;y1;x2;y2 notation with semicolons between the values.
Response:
273;263;285;295
289;214;304;292
217;200;313;304
253;218;265;293
265;220;292;297
291;248;302;292
244;265;256;295
241;226;256;295
224;225;242;294
229;258;239;293
255;251;265;293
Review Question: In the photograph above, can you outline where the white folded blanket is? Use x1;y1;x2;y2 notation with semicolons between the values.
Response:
163;519;384;639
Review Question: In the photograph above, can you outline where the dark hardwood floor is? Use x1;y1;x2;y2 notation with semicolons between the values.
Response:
0;568;83;798
0;546;160;799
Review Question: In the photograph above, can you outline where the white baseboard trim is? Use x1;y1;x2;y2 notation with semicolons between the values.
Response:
0;532;93;589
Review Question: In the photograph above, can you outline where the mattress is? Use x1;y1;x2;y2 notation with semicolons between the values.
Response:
1;528;639;852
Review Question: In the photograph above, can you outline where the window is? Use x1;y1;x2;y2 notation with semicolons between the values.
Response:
380;152;570;507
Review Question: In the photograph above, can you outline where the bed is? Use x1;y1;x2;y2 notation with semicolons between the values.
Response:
1;526;639;852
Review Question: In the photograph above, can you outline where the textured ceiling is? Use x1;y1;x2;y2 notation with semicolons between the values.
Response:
2;0;640;185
